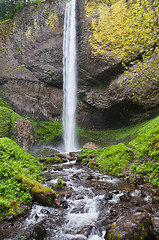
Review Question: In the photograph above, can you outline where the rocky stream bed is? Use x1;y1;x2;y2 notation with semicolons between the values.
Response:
0;155;159;240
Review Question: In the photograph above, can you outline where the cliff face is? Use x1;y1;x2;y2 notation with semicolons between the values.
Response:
0;0;65;121
77;0;159;128
0;0;158;129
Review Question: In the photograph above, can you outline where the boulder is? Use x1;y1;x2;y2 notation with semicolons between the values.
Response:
84;142;100;150
105;212;154;240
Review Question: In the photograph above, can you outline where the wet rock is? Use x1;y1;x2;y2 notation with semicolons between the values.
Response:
137;205;153;214
95;175;100;180
110;209;118;217
119;192;132;202
154;217;159;240
152;196;159;205
84;142;100;150
59;200;68;209
105;192;113;200
34;148;59;158
77;226;93;238
29;222;46;240
78;173;94;181
105;212;154;240
112;190;120;194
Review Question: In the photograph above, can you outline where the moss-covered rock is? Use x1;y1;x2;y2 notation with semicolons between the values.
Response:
105;212;154;240
19;174;56;206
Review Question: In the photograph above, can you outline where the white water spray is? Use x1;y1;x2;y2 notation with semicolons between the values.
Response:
63;0;78;153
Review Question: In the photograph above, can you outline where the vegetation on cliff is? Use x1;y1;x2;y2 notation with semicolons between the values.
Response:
86;0;159;62
0;0;45;21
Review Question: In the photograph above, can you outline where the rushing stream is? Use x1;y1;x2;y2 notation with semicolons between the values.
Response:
2;157;158;240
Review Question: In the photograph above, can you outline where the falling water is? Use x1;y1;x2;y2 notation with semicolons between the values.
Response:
63;0;78;153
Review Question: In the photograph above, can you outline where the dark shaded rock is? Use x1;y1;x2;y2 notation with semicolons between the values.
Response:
105;212;154;240
152;196;159;205
154;217;159;240
29;222;46;240
119;192;132;202
78;172;94;181
105;192;113;200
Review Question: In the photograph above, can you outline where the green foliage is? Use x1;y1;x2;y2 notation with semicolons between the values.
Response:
0;137;42;220
77;119;155;148
54;178;63;189
130;162;159;188
42;156;62;164
30;120;62;143
0;0;45;22
78;146;103;162
122;47;159;105
0;106;20;138
0;96;11;109
96;143;133;176
129;115;159;159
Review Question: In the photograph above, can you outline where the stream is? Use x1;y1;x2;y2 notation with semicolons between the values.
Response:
2;159;159;240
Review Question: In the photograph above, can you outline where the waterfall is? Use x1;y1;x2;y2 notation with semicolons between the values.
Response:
62;0;78;153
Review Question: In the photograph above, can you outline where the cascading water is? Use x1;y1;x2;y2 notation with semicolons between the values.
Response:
63;0;78;153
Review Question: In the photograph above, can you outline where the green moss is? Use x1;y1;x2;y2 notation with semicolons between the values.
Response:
0;106;20;138
97;143;133;176
29;120;62;144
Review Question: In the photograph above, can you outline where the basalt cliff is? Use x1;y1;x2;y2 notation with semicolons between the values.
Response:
0;0;159;129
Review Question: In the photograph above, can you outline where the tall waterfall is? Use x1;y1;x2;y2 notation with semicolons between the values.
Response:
62;0;78;153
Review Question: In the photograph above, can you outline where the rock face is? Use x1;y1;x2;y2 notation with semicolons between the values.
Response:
0;0;65;122
0;0;159;129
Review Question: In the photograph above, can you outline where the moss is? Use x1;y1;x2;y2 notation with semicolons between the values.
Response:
29;119;62;144
0;106;20;138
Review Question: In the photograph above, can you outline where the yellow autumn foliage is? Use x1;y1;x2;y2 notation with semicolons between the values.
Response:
85;0;159;62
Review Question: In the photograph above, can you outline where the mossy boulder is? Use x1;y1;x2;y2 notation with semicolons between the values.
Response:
105;212;154;240
19;174;56;206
